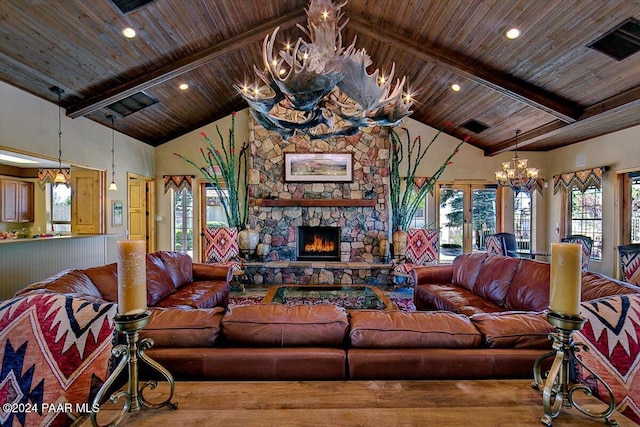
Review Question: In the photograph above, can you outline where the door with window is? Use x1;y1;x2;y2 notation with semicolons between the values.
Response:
622;172;640;244
199;182;230;260
437;183;501;262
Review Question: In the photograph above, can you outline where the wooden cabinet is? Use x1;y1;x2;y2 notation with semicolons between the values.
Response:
1;179;34;223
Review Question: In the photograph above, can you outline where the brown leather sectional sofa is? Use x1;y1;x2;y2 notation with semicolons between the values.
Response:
16;251;639;381
16;250;231;310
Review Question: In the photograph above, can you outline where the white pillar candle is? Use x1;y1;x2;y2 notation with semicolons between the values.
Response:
549;242;582;316
117;240;147;316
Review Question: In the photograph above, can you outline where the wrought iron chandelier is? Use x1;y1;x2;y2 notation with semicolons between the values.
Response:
234;0;413;140
495;130;539;190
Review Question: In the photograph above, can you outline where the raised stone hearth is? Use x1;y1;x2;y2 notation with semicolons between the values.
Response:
245;261;392;286
247;117;390;263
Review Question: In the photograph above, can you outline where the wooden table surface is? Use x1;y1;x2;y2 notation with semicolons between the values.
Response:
85;379;635;426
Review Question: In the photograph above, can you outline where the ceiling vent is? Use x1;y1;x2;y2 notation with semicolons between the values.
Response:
106;92;158;117
461;119;490;134
587;18;640;61
111;0;155;14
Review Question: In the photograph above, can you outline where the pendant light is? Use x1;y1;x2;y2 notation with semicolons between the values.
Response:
51;86;67;184
108;114;118;191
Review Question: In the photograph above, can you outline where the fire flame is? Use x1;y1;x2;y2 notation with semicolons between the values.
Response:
304;234;335;253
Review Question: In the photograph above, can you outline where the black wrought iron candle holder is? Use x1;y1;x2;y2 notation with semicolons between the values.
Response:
532;310;618;426
91;311;177;426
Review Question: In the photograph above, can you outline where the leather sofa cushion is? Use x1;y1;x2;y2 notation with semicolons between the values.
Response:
83;263;118;302
474;255;521;306
414;283;504;316
146;252;175;305
141;307;224;347
221;304;349;347
154;280;229;309
19;269;103;299
349;310;482;348
505;259;550;311
146;347;347;380
157;251;193;288
581;271;640;301
347;348;547;380
470;311;554;349
452;252;488;291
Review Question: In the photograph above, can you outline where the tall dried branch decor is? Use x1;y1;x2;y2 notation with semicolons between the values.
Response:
390;125;467;232
175;112;249;229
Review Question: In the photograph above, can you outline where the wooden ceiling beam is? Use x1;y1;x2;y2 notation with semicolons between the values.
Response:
66;9;307;119
486;84;640;155
348;16;582;124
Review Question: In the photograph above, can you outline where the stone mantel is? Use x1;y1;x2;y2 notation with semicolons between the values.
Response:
251;199;377;207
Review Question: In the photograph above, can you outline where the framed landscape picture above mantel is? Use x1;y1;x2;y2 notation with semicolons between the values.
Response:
284;152;353;182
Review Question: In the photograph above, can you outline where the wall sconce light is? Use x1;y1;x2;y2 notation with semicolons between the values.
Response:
108;114;118;191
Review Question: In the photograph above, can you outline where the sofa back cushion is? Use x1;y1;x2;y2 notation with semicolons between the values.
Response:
452;253;488;291
221;304;348;347
470;311;554;349
581;271;640;301
17;269;103;300
349;310;481;348
84;263;119;302
157;251;193;288
146;252;176;305
474;255;521;306
504;259;550;311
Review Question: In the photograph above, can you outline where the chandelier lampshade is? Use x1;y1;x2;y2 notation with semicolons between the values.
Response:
495;130;539;191
234;0;413;140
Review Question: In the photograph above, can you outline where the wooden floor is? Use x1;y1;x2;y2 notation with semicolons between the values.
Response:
85;380;635;426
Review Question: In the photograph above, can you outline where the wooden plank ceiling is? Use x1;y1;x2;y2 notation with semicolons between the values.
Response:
1;0;639;155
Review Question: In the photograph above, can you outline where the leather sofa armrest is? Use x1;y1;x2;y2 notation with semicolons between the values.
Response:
193;263;232;282
411;264;453;285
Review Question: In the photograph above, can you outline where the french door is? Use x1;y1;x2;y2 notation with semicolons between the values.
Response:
437;183;502;262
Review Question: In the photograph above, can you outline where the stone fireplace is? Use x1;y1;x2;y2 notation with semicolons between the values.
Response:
297;226;341;261
246;117;390;263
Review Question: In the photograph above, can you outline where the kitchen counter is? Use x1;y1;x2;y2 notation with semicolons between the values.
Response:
0;234;119;299
0;234;99;243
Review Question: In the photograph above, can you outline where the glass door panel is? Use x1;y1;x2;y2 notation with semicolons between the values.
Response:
472;188;497;252
439;187;464;263
438;184;498;263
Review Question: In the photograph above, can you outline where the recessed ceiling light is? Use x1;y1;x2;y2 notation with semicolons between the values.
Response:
505;28;521;39
122;28;136;38
179;83;189;90
450;83;461;92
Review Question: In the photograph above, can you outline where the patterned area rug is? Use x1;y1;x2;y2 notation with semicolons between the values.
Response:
228;296;417;312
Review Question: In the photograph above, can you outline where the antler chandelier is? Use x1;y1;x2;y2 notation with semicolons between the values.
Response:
495;130;539;190
234;0;413;140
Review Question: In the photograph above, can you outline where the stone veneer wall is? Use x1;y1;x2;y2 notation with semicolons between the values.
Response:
247;119;390;263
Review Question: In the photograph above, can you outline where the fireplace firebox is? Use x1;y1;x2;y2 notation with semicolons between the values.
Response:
297;226;341;261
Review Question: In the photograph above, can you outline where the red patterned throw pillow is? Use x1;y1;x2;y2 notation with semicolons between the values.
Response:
575;294;640;424
406;229;439;266
0;293;116;426
203;227;239;263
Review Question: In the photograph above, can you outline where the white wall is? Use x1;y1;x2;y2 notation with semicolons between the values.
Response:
0;81;155;245
154;110;250;258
